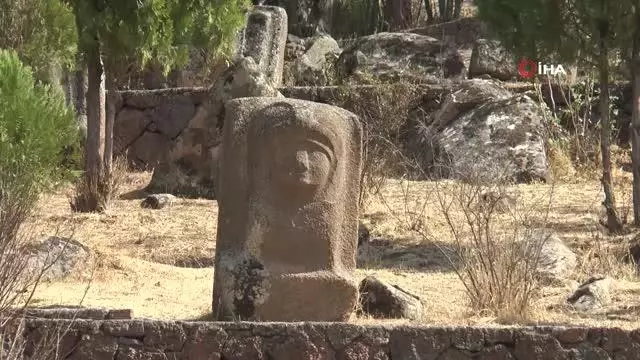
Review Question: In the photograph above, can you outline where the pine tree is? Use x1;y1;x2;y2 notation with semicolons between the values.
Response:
0;0;77;83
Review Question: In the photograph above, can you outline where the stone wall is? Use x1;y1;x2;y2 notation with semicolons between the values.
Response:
13;318;640;359
111;83;539;174
113;87;210;170
113;84;447;172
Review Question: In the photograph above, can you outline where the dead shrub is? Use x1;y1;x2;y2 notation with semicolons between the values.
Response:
430;165;554;322
335;83;420;209
69;156;127;213
374;151;554;322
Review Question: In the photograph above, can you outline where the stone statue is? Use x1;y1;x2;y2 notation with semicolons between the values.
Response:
212;97;362;321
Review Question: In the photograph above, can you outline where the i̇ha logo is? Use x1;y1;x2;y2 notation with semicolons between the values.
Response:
518;58;567;79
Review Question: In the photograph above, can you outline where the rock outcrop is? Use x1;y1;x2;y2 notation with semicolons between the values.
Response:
337;32;466;84
468;39;520;81
284;34;341;86
405;79;549;183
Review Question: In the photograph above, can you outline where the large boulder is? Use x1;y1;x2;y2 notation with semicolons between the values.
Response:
407;79;549;183
528;229;577;285
336;32;466;84
468;39;519;81
23;237;91;282
146;57;283;198
284;35;341;86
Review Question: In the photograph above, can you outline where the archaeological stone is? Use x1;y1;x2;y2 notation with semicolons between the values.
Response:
146;57;283;198
212;97;362;321
236;6;288;87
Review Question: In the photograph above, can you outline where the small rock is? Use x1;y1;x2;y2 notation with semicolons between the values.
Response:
141;194;176;209
23;237;90;282
567;276;613;311
358;276;423;320
478;189;516;213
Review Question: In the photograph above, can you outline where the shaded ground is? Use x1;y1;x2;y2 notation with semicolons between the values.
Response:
23;171;640;328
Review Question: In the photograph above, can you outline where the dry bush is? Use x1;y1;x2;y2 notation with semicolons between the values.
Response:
0;187;80;360
429;169;552;322
0;187;89;359
533;77;609;179
372;149;554;322
335;83;420;209
69;156;127;213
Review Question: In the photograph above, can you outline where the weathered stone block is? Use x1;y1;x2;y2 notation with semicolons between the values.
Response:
236;6;287;87
212;97;362;321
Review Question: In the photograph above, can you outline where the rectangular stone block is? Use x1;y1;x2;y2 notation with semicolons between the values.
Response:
212;97;362;321
236;6;287;87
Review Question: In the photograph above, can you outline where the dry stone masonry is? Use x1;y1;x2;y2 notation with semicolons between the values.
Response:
212;97;362;321
9;319;640;359
141;5;288;197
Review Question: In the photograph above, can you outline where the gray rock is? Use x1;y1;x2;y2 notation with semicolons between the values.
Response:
523;229;577;285
567;276;613;312
290;35;341;86
337;32;466;84
150;96;197;138
23;237;90;282
359;276;423;320
478;189;516;213
409;79;549;183
141;194;177;209
127;131;170;170
468;39;519;81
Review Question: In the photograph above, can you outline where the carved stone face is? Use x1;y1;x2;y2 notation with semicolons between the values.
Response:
271;132;333;192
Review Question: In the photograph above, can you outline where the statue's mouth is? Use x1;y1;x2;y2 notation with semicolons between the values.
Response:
287;171;316;185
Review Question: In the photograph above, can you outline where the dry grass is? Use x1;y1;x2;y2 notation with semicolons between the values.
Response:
22;170;640;327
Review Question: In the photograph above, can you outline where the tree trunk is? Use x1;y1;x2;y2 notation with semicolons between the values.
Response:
104;80;119;174
632;8;640;226
85;39;106;203
424;0;433;22
598;21;624;234
438;0;446;20
453;0;462;18
74;56;87;138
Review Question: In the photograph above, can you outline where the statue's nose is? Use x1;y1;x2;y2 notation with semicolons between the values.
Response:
294;150;310;171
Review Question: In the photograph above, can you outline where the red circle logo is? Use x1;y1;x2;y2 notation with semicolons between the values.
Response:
518;58;537;79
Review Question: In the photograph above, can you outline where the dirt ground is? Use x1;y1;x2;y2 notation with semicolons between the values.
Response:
23;169;640;329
